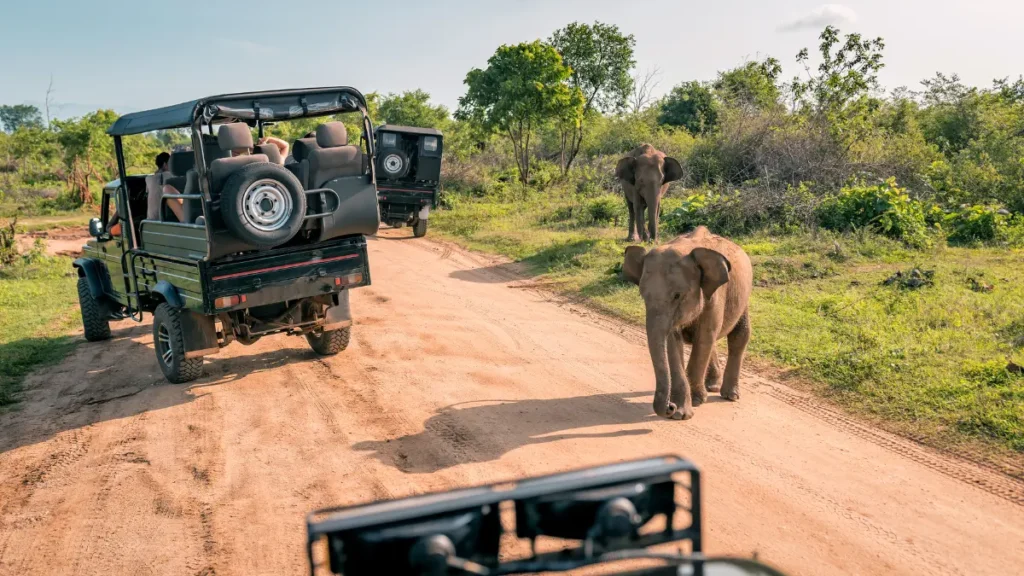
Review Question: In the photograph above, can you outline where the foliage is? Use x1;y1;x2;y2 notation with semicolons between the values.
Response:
549;21;636;172
0;104;44;132
713;58;783;111
818;178;930;247
378;90;450;129
658;81;719;134
457;40;584;184
585;194;625;225
944;204;1013;244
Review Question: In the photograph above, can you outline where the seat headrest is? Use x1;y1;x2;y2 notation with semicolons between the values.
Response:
218;123;254;151
292;137;320;162
169;151;195;176
316;122;348;148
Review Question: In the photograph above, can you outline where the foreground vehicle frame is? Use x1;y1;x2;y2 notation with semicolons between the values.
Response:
73;87;380;383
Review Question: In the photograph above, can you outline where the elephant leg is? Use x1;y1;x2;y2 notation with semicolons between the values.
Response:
637;203;649;242
647;197;660;243
705;342;722;393
668;329;694;420
625;200;639;242
721;310;750;401
685;330;717;407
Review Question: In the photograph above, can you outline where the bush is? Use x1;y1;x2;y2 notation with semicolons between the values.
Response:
585;195;625;226
945;204;1012;244
818;178;931;247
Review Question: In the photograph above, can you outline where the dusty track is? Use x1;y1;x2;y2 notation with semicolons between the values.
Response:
1;229;1022;576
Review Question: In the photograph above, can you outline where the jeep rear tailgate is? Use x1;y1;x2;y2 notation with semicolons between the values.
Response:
204;236;369;314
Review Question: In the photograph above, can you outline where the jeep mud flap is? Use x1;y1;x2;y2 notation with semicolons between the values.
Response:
323;290;352;331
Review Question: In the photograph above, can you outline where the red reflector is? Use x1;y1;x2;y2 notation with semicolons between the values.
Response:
215;295;242;309
335;277;342;286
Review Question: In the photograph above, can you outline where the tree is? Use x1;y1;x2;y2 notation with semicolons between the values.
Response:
549;21;635;172
53;110;119;205
790;26;885;115
630;66;661;114
0;104;44;132
659;81;719;134
714;57;782;110
378;90;450;129
456;40;583;184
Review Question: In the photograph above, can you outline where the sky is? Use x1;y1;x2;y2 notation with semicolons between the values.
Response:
1;0;1022;119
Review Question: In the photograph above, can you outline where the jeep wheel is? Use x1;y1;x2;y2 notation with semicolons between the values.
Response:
413;218;428;238
378;149;410;179
306;326;351;356
153;303;204;383
77;276;111;342
221;163;306;249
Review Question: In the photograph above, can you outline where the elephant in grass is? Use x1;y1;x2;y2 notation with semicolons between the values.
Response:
621;226;753;420
615;144;684;243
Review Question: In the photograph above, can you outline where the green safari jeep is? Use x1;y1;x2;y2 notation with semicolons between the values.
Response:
74;87;381;383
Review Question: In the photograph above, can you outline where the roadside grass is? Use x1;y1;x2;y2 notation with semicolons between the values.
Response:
0;255;81;407
12;212;94;234
433;192;1024;457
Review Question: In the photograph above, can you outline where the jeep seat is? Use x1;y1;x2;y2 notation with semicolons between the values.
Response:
208;123;269;193
286;136;320;189
307;122;361;188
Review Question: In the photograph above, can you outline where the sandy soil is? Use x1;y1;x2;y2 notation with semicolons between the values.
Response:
16;229;90;257
1;228;1022;576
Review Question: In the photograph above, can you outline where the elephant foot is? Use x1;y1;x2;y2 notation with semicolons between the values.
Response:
720;386;740;401
665;402;694;420
705;378;722;393
625;234;639;243
691;390;708;407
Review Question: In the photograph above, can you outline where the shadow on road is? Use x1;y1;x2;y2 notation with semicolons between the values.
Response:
0;323;194;456
448;264;519;284
353;391;655;474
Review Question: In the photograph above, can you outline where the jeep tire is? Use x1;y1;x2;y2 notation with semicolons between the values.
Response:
77;276;111;342
413;217;428;238
378;149;410;179
220;163;306;249
153;303;204;383
306;326;351;356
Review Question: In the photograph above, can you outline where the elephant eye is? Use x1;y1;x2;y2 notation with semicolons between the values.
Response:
672;293;681;301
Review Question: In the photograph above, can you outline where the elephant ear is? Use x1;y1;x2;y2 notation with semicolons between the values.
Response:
622;245;648;285
691;247;732;299
663;157;684;183
615;157;636;185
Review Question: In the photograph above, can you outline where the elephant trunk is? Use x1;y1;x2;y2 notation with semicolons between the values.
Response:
646;312;673;417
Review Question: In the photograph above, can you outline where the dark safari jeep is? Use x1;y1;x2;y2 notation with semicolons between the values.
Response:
74;87;381;383
373;124;442;237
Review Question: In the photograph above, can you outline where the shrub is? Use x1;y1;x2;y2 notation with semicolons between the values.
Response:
817;178;931;247
945;204;1012;244
585;195;625;226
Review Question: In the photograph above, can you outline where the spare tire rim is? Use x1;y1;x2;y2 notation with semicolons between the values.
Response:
157;324;173;366
383;154;404;174
242;179;293;232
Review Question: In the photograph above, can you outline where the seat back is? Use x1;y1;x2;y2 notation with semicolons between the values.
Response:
207;123;269;194
255;143;283;165
307;122;362;188
169;150;195;176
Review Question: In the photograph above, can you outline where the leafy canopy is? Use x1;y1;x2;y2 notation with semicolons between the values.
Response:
659;81;719;134
0;105;44;132
379;90;450;129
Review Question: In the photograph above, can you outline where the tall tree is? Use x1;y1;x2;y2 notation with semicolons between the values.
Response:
549;21;635;173
456;40;583;184
659;81;719;134
379;90;450;129
630;66;662;114
714;57;782;110
0;104;44;132
53;110;118;205
790;26;885;116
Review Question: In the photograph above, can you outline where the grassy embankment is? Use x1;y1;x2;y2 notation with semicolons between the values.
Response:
0;253;80;407
431;192;1024;459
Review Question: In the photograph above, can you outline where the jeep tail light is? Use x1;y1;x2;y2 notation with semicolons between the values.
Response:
335;272;363;287
382;132;397;148
215;294;246;309
423;136;438;152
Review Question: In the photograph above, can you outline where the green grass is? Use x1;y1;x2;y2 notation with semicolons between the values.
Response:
0;255;81;406
12;212;94;233
433;192;1024;456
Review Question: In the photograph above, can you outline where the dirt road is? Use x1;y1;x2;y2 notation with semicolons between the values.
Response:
1;229;1022;576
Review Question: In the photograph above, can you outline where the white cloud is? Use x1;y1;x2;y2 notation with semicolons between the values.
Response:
779;4;859;32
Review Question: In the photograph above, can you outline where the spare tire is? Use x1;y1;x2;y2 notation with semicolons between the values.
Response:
220;162;306;249
378;149;410;179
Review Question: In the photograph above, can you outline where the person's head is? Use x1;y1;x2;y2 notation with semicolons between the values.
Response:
155;152;171;172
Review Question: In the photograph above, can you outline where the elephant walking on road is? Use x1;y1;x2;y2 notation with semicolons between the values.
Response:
621;226;753;421
615;144;684;243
